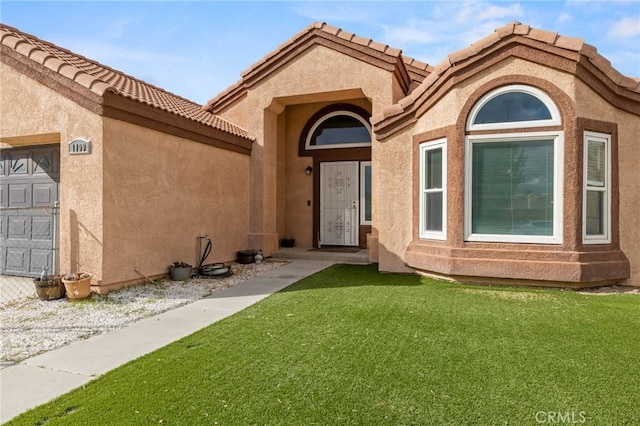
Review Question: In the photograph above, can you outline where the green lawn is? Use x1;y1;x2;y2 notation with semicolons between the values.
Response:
9;265;640;425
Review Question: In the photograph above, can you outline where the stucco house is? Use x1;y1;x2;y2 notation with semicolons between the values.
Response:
1;21;638;292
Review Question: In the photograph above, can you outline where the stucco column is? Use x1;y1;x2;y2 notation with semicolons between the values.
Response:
248;101;283;255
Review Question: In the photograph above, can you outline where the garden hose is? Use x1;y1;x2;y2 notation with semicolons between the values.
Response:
197;237;232;278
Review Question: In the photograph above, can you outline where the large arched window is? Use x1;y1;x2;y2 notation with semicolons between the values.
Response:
305;111;371;150
465;85;563;244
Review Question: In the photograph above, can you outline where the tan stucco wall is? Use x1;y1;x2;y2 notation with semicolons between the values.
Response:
1;63;104;282
101;118;250;290
614;113;640;286
375;125;415;273
574;80;640;285
217;45;399;254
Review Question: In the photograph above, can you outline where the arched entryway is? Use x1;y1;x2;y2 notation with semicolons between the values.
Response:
299;104;372;248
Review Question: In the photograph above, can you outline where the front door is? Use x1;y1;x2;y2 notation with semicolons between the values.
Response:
320;161;359;246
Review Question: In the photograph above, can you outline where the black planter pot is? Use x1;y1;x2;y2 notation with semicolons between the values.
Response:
237;250;257;264
280;238;295;248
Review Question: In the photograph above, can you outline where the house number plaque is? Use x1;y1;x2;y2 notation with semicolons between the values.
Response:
68;138;91;155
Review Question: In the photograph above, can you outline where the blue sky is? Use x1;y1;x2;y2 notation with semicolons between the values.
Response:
2;1;639;104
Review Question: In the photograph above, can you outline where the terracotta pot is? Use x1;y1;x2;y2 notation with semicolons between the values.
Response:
62;273;92;300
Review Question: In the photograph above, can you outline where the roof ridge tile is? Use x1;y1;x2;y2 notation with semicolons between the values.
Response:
528;28;558;45
494;22;517;38
336;29;355;42
554;35;584;52
514;23;531;35
321;23;341;36
369;40;389;53
580;43;599;59
470;31;502;53
403;56;433;72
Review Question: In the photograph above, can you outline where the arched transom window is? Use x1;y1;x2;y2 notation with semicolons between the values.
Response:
305;111;372;150
467;84;561;131
464;85;564;244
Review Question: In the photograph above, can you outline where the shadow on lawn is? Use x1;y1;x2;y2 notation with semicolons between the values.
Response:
209;264;425;299
276;264;425;292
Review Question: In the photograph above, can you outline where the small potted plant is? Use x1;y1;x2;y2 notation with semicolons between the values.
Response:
62;272;93;300
280;236;295;248
169;262;193;281
34;268;65;300
236;250;257;264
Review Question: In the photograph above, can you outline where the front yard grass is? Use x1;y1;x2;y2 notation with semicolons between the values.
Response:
9;264;639;425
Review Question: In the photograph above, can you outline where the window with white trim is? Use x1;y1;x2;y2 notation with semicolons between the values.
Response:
305;111;372;150
360;162;372;225
465;85;563;244
583;132;611;244
420;139;447;239
467;85;561;131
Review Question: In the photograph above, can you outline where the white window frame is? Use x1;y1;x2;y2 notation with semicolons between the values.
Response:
419;139;447;240
583;131;611;244
305;111;372;150
360;161;372;225
467;85;561;132
464;131;564;244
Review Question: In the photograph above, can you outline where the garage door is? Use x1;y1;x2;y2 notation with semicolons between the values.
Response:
0;146;60;277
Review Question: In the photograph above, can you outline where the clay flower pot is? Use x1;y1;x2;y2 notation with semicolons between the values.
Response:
62;273;92;300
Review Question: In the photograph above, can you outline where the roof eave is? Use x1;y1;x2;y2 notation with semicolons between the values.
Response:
103;92;253;155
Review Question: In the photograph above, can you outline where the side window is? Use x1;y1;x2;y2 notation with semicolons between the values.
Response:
360;162;372;225
420;139;447;240
583;132;611;244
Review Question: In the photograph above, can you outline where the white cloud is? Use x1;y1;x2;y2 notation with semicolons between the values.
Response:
58;40;180;67
451;1;525;46
456;1;524;24
103;17;132;41
380;21;439;46
607;17;640;38
557;13;572;25
290;2;380;25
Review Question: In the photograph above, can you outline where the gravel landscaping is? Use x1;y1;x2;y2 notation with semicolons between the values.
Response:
0;261;285;363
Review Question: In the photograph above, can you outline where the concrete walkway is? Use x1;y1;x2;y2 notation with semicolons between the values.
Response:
0;260;334;423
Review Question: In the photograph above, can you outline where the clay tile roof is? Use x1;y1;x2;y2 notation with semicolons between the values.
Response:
373;21;640;127
206;21;425;113
0;23;251;140
239;21;405;78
